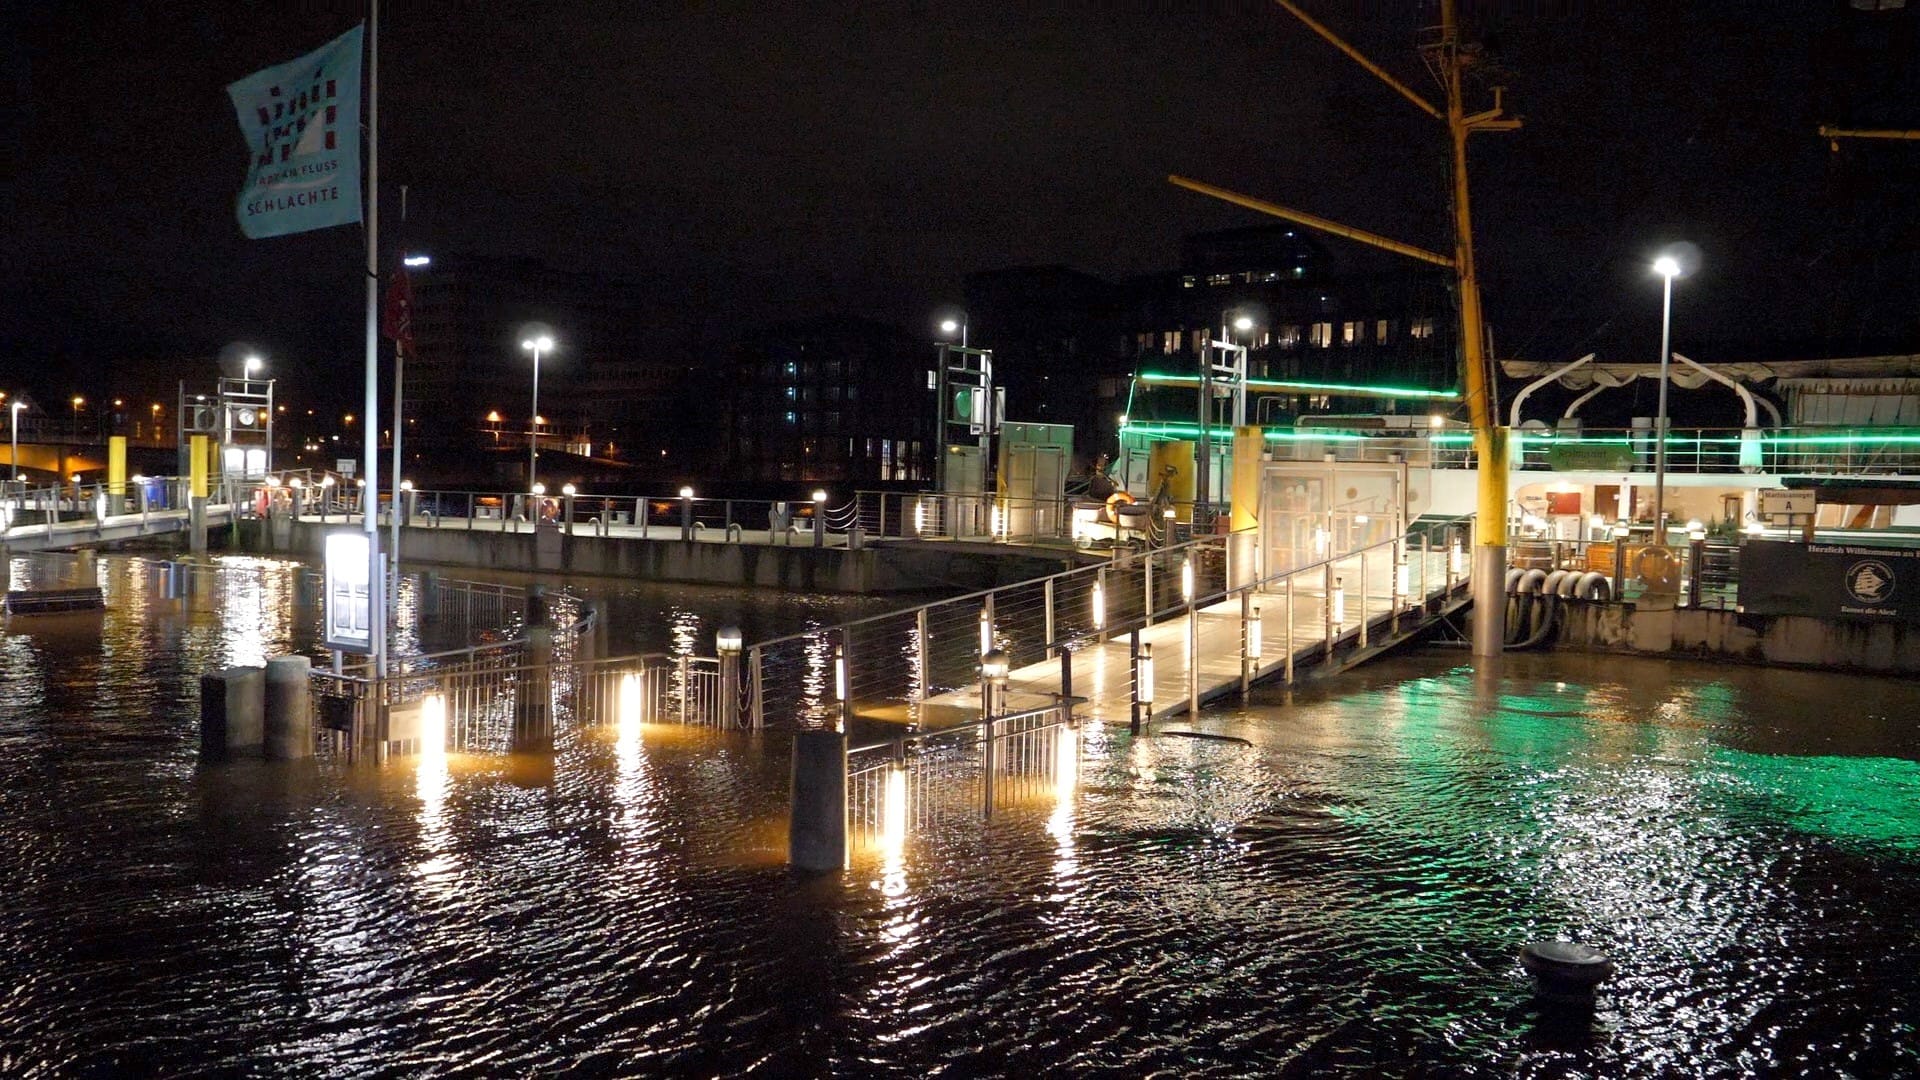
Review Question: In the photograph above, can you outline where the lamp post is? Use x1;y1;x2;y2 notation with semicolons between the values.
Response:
521;335;554;490
811;488;827;549
8;400;24;499
716;625;744;728
1651;255;1683;544
939;315;968;349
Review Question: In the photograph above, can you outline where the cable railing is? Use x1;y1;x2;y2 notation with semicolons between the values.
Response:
747;531;1233;733
1165;425;1920;475
846;700;1075;845
355;488;854;546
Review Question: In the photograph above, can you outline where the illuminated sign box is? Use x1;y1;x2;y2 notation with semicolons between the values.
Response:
324;531;375;654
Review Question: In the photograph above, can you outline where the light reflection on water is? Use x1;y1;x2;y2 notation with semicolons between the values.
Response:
1;556;1918;1075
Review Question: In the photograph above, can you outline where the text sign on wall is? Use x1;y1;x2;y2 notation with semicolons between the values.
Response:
323;531;373;653
1739;540;1920;624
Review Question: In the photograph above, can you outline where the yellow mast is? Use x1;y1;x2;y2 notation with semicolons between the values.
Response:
1176;0;1519;660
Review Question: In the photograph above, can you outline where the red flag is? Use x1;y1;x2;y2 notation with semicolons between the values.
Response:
382;267;414;353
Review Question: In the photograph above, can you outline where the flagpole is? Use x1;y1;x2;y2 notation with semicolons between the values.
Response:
390;184;406;614
363;0;386;687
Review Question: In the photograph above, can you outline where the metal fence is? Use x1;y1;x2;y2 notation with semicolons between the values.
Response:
846;701;1075;849
747;532;1232;731
396;488;850;544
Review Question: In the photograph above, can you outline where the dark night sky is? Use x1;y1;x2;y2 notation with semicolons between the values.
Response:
3;1;1918;414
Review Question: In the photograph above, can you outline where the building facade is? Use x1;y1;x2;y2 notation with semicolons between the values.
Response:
965;225;1461;462
726;316;934;485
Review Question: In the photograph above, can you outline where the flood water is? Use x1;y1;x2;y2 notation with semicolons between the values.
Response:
2;554;1918;1076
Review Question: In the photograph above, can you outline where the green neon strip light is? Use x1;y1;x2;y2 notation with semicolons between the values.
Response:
1122;422;1920;448
1135;371;1459;400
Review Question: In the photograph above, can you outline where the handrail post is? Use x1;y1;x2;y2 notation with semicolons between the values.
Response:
1284;576;1295;685
1324;562;1337;661
1239;589;1251;698
838;627;854;733
1186;589;1198;719
1143;555;1154;627
1043;577;1056;652
1359;551;1370;650
1419;534;1430;610
1094;567;1108;642
677;653;690;723
749;645;765;730
915;607;930;704
1128;629;1144;736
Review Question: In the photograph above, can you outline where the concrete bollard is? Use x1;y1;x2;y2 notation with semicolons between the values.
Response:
516;624;555;730
263;655;313;761
789;729;848;872
200;665;266;762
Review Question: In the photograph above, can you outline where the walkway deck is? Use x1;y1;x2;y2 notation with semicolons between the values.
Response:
912;548;1468;727
2;503;236;554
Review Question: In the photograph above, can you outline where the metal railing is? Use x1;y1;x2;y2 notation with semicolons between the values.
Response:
747;530;1235;731
358;487;858;546
846;700;1075;845
1162;425;1920;476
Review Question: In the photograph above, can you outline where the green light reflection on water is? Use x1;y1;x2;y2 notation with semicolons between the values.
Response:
1704;749;1920;854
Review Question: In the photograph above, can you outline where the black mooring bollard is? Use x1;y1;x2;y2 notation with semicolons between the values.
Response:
1519;941;1614;1004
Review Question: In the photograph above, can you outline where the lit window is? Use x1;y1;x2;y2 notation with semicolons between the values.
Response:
1182;276;1197;289
1410;317;1435;340
1309;322;1333;348
1376;319;1389;343
1342;321;1360;345
1208;273;1232;286
1190;329;1205;354
1163;330;1181;353
1277;325;1302;349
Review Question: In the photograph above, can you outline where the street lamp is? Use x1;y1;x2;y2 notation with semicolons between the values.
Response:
244;355;262;378
1652;253;1684;543
522;335;555;489
1231;314;1254;334
938;315;968;348
8;400;25;497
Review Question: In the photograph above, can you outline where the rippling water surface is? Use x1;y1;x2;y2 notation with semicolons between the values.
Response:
3;553;1918;1077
